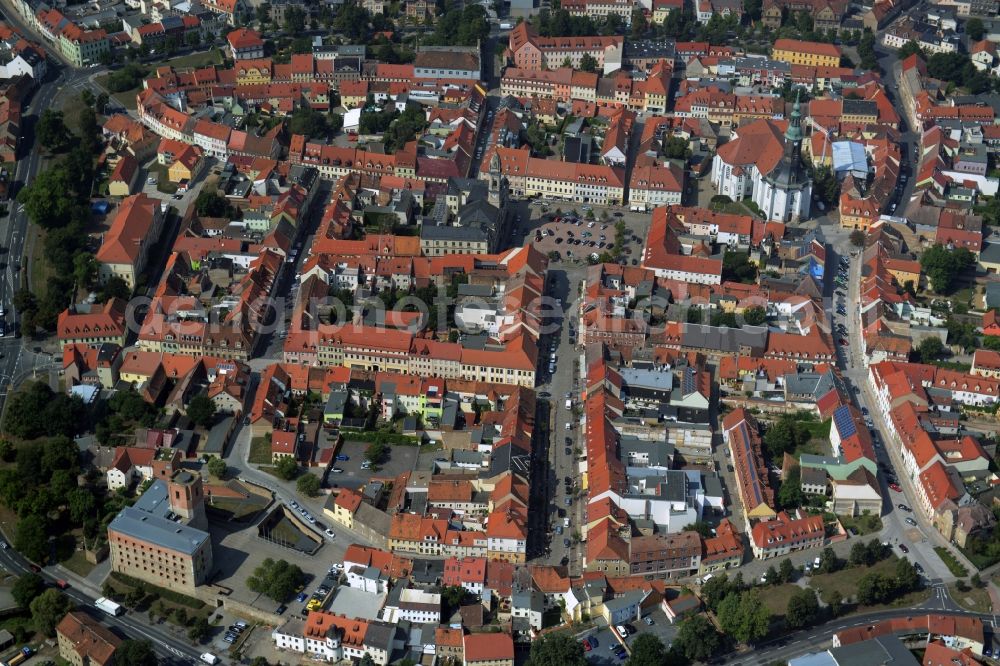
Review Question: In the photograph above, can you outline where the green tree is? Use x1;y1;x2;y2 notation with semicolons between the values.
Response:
17;167;77;230
817;547;841;574
673;614;722;662
579;53;598;72
717;590;770;645
11;573;44;608
722;251;758;283
625;634;667;666
857;572;891;605
99;276;132;302
288;106;329;139
825;589;843;616
14;514;48;563
186;392;217;428
898;40;924;60
274;456;298;480
528;631;587;666
711;311;740;328
37;110;70;152
967;17;984;41
850;229;866;246
246;558;306;602
662;135;691;159
917;336;946;364
785;588;820;629
29;588;71;637
682;521;713;537
194;190;233;218
188;615;210;642
284;5;306;31
440;585;466;613
73;253;98;291
895;557;920;593
5;382;85;439
68;488;97;525
701;574;737;612
778;558;795;583
920;244;974;294
114;640;158;666
206;456;227;479
365;441;388;466
849;539;869;566
297;473;321;496
858;30;878;70
743;306;767;326
328;112;344;134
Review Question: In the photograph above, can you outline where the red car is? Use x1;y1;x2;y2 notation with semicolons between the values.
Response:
839;339;849;346
583;640;592;652
889;482;902;492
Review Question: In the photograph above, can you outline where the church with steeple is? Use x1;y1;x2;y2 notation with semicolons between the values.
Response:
711;92;813;223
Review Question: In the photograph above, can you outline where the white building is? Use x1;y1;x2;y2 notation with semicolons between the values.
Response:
711;95;812;223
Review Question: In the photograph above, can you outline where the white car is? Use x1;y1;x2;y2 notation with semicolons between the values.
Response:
324;529;336;539
615;625;629;637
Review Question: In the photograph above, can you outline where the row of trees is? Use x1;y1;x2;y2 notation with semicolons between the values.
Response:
247;557;306;602
898;44;996;95
920;244;975;294
17;93;115;335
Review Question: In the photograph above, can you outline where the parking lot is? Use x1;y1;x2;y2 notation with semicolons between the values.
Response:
579;608;675;664
518;207;650;266
327;439;419;488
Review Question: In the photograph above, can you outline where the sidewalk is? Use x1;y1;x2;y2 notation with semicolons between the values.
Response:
51;557;110;600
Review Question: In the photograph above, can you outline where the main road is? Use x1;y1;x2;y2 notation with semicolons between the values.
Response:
0;61;107;416
0;543;205;664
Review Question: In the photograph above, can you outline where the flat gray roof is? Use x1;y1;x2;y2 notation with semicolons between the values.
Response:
109;506;209;556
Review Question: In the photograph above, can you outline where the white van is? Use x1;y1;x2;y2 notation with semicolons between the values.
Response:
565;399;572;410
200;654;219;665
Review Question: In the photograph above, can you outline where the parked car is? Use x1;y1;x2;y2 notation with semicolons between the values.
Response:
889;482;902;492
898;544;909;553
905;517;918;526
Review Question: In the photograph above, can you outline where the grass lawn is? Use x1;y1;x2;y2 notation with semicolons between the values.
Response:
810;557;898;602
61;549;96;577
934;547;969;577
206;495;270;522
249;437;272;465
949;584;992;613
839;513;883;536
95;74;140;110
759;583;800;618
28;225;53;296
106;572;210;627
151;48;223;70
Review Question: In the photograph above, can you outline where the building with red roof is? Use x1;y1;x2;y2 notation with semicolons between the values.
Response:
227;28;263;60
750;510;825;559
464;632;514;666
96;194;164;290
57;298;128;350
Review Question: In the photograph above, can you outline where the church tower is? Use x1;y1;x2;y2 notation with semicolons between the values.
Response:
757;90;813;223
488;150;505;207
168;470;208;531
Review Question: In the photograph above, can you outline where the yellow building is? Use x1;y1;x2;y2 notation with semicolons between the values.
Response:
235;58;273;84
167;144;204;184
883;257;921;288
323;488;360;530
772;38;842;68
